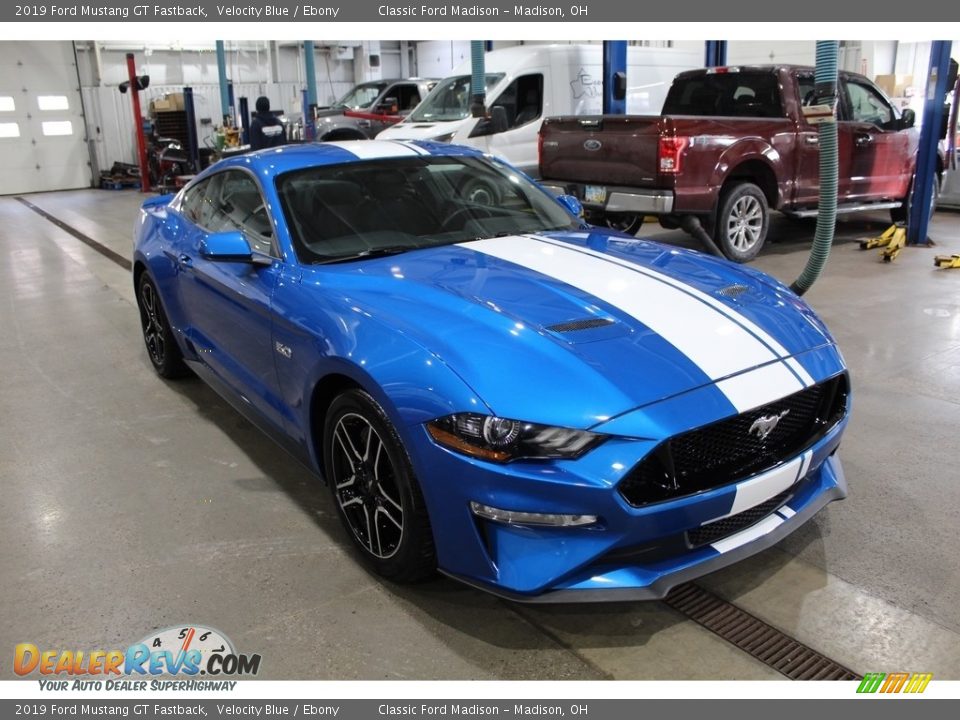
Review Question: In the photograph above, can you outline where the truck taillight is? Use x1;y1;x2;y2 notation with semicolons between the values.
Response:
658;136;689;174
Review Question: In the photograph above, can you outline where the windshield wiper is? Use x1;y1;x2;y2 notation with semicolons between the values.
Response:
317;246;415;265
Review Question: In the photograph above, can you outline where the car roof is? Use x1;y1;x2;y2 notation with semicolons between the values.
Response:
207;140;487;179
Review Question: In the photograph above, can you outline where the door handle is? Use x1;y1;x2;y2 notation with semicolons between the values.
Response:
805;135;819;145
855;134;873;147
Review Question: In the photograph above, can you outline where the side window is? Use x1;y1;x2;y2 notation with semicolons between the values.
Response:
198;171;274;255
394;84;422;111
180;178;213;226
797;75;815;107
845;82;894;127
492;74;544;129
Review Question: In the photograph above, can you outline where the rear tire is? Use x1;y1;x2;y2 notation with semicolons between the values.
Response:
136;274;189;379
714;182;769;263
603;213;643;236
323;389;436;583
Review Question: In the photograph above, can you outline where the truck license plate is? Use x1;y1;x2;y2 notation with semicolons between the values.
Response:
584;185;607;205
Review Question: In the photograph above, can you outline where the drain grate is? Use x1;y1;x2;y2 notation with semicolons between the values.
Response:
16;197;132;271
664;583;861;681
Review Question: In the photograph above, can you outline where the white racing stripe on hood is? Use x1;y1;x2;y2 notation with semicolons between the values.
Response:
461;235;804;412
326;140;419;159
531;235;815;388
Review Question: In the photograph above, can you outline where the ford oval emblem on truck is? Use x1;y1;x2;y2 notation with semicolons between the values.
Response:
583;139;602;151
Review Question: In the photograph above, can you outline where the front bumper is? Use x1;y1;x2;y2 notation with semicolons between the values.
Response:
448;452;846;603
406;372;849;602
541;181;675;215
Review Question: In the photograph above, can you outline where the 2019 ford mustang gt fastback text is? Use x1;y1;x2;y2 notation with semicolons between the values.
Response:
133;140;849;602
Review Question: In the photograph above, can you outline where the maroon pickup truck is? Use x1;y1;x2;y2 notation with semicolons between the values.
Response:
539;65;939;262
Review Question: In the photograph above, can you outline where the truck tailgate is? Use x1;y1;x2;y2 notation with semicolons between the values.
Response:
540;115;667;187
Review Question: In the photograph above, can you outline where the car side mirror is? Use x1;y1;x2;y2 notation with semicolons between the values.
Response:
556;194;583;218
201;230;272;266
900;108;916;129
376;97;399;115
947;59;959;95
490;105;509;134
612;71;627;101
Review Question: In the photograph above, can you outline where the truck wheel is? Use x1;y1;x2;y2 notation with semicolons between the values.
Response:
604;213;643;236
460;178;500;206
891;175;939;225
714;182;769;263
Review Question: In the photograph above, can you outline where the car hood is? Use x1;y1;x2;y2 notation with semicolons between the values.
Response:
315;231;836;429
376;119;462;140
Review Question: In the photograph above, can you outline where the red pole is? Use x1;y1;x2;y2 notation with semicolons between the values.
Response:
126;52;151;193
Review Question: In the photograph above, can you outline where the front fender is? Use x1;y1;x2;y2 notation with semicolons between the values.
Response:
270;281;492;473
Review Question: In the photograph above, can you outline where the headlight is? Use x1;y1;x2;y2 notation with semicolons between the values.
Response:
426;413;605;462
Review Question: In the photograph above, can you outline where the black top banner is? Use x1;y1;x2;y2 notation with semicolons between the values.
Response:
3;0;948;22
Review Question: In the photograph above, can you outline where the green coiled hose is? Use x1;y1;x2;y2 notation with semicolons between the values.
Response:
791;40;840;296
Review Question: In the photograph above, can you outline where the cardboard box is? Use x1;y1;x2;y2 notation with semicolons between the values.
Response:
150;98;173;113
149;93;185;114
874;74;913;98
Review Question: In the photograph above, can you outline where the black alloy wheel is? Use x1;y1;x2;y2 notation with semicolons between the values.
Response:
137;274;188;378
324;389;436;582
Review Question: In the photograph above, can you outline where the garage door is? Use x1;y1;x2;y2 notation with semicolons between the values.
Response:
0;41;91;195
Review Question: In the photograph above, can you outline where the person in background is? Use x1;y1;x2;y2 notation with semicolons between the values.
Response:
249;96;286;150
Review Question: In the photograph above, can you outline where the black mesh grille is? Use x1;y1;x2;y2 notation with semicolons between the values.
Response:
547;317;615;333
619;372;848;507
686;489;791;548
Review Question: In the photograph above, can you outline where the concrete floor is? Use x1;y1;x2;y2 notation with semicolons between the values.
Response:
1;189;959;680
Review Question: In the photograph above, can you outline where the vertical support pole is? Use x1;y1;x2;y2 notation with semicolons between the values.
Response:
304;41;318;140
125;52;150;193
908;40;952;245
216;40;230;123
704;41;728;68
238;97;250;146
602;41;627;115
302;88;314;142
470;41;486;118
183;87;199;173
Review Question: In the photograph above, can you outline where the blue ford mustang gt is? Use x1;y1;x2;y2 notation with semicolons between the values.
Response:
133;140;849;601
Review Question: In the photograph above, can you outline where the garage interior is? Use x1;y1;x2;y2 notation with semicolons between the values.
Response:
1;38;959;681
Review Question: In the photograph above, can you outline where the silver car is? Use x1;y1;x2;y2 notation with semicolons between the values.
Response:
315;78;437;141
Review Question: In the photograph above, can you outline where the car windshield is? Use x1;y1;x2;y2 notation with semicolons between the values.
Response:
408;74;505;122
333;82;389;110
276;155;579;264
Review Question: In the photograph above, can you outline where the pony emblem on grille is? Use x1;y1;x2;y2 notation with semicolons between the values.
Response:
749;409;790;441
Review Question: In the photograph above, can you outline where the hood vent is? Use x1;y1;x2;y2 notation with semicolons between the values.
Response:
547;317;616;333
717;283;749;299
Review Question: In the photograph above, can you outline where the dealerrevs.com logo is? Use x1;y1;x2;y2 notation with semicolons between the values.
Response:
15;625;260;691
857;672;933;694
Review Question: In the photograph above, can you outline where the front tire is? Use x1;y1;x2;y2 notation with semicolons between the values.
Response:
323;389;436;582
714;182;769;263
460;178;500;206
136;274;189;378
891;174;940;226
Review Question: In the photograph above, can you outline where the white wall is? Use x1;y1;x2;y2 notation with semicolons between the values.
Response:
727;41;815;66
